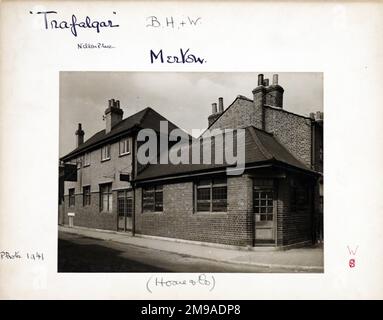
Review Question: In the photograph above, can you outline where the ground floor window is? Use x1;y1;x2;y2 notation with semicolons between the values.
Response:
142;185;163;212
195;178;227;212
83;186;91;206
100;183;112;212
118;190;133;217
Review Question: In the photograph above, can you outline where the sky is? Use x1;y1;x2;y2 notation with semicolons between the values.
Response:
60;72;323;157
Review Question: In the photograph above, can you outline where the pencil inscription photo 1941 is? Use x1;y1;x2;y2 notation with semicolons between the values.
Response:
58;72;323;273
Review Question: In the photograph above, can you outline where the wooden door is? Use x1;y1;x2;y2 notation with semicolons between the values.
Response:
253;187;275;243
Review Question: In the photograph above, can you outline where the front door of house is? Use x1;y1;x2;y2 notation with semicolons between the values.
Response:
253;186;275;244
117;190;133;231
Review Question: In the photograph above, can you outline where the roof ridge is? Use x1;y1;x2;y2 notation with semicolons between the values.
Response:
137;107;152;127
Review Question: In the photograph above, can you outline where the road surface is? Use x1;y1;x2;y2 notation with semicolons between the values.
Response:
58;231;302;272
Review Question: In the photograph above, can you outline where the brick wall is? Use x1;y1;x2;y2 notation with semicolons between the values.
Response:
63;191;118;231
208;96;313;168
209;97;258;131
276;175;313;246
135;175;254;246
265;107;312;168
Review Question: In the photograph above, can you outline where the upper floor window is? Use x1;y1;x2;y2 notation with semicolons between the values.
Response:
101;145;111;161
142;185;163;212
195;178;227;212
119;138;130;156
68;188;75;207
83;152;90;167
76;158;81;169
100;183;112;212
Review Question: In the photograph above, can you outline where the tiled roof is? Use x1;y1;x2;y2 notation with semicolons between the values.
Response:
135;126;312;182
60;107;181;161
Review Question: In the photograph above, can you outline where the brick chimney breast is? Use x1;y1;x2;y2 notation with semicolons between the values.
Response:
105;99;123;133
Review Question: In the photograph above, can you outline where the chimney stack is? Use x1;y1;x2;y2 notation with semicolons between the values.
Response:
252;74;266;130
218;97;224;112
212;103;217;114
258;74;264;86
265;73;284;108
105;98;124;133
208;98;224;127
272;74;279;85
75;123;85;147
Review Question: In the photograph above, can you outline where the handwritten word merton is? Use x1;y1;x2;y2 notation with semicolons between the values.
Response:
150;48;206;64
30;11;119;37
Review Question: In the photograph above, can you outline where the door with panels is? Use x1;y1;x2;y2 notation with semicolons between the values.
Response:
117;190;133;231
253;179;276;245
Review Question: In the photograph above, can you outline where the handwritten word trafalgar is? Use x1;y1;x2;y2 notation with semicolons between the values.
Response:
30;11;119;37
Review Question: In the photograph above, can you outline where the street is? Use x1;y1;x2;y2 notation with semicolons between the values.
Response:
58;232;303;272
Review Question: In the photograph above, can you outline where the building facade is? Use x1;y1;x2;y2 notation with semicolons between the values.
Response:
59;74;323;248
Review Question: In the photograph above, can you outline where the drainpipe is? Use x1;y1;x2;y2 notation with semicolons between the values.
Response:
131;135;136;237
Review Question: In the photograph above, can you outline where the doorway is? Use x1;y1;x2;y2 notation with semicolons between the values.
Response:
253;181;275;244
117;190;133;231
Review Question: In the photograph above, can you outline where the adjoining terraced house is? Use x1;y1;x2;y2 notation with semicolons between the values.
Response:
59;74;323;248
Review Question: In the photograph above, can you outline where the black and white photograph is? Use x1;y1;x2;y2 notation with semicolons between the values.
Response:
58;72;324;273
2;0;383;301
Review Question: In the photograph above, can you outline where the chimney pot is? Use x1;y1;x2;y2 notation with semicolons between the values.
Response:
272;74;279;85
309;112;315;119
116;100;120;108
212;103;217;114
263;79;269;86
108;99;113;108
258;74;264;86
218;97;224;112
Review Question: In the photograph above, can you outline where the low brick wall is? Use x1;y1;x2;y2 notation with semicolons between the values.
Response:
63;192;118;231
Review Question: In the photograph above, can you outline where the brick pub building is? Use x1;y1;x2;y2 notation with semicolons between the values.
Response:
59;74;323;248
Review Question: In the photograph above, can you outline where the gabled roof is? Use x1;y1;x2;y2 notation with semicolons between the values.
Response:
135;126;313;182
60;107;181;161
205;95;313;132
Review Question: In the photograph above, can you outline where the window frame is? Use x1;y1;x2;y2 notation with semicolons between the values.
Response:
101;144;111;162
117;189;133;217
194;178;228;213
68;188;75;207
253;187;274;222
83;185;91;207
99;183;113;212
119;137;131;156
76;157;82;169
142;185;163;213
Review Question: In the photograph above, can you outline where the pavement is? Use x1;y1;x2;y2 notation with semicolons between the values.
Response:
58;225;324;272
